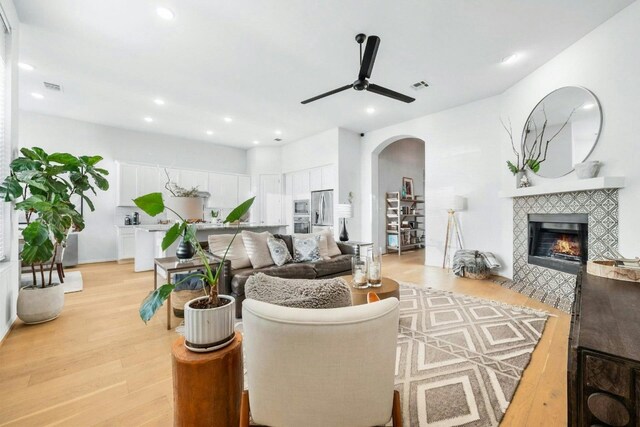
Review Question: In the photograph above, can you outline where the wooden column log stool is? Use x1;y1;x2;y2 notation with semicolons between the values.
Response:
172;332;243;427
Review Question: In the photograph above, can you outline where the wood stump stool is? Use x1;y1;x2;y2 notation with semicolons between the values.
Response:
172;333;243;426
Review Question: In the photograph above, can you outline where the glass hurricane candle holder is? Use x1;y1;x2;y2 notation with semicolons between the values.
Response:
351;255;369;289
367;247;382;287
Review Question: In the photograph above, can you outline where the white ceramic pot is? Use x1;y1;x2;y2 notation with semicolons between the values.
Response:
17;284;64;324
183;295;235;351
575;160;601;179
166;196;204;222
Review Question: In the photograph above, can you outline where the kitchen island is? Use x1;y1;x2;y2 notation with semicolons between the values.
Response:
134;223;287;272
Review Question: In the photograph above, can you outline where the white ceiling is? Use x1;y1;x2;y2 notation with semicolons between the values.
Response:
16;0;634;148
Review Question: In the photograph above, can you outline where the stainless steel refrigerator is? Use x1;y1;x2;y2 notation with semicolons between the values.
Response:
310;190;334;227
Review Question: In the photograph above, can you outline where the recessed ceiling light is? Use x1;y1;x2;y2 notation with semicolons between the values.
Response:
31;92;44;99
223;117;232;123
274;130;282;135
19;62;34;71
206;130;213;135
154;98;165;106
366;106;376;114
501;53;521;65
582;103;596;110
144;117;154;123
156;7;175;20
253;140;260;145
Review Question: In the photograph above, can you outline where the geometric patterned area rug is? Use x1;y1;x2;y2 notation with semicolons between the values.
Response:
394;283;548;426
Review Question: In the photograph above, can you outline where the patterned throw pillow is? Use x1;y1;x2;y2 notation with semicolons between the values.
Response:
267;237;293;267
292;235;321;262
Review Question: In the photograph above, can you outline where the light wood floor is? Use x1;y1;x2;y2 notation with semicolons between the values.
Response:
0;250;569;426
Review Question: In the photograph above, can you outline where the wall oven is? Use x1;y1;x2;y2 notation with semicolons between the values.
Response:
293;216;310;234
293;199;310;216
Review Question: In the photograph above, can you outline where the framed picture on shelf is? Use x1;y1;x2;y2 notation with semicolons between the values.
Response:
387;234;398;247
402;177;414;199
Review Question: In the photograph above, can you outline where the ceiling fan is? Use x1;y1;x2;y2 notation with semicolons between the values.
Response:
301;33;415;105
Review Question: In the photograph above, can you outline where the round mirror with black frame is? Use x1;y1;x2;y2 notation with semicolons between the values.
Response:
522;86;602;178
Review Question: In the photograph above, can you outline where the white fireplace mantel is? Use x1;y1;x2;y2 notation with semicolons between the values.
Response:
498;176;625;198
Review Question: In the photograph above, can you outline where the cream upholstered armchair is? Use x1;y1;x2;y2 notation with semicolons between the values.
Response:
241;297;402;427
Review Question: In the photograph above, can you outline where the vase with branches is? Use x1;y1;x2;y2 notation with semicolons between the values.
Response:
502;106;576;182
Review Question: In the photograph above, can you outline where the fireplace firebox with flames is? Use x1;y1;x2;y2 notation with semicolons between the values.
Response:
528;213;588;274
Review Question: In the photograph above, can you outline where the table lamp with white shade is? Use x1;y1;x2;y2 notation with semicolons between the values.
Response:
336;204;353;242
440;195;467;269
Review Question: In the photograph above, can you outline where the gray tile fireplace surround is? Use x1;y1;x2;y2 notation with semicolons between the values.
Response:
507;189;618;313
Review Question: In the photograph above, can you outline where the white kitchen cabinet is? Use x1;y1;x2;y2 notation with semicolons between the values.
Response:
180;169;208;193
237;175;252;203
116;162;138;206
321;164;336;190
137;165;159;198
116;227;135;261
309;167;323;192
207;173;239;208
292;170;310;200
259;174;283;225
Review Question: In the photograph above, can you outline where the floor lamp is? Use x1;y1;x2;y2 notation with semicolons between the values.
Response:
442;196;466;269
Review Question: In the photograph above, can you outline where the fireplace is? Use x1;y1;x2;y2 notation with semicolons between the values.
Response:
528;213;588;274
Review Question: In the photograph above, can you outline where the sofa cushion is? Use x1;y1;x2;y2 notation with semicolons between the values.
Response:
245;273;352;309
208;234;251;270
322;229;342;257
267;236;293;267
230;263;317;296
292;235;322;262
313;254;353;277
241;230;275;269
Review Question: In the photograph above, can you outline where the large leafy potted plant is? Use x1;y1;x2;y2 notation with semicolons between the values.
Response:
134;192;254;351
0;147;108;323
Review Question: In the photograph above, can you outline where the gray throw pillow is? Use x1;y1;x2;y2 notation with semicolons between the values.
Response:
245;273;352;309
267;237;293;267
292;235;321;262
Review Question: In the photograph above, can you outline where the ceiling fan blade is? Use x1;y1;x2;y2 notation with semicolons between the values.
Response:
366;83;415;103
358;35;380;80
301;84;352;104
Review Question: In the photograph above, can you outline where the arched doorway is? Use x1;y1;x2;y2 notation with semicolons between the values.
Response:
369;135;426;258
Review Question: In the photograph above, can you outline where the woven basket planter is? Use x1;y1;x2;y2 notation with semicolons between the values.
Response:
463;270;491;280
172;289;205;317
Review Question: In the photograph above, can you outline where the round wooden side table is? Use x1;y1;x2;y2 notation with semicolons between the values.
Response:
348;277;400;305
172;332;243;426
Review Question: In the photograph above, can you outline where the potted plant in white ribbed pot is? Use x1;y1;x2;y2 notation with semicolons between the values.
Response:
134;192;254;351
0;147;109;324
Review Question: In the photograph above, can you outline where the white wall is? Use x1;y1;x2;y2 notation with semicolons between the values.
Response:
360;96;507;274
360;1;640;278
338;128;361;241
377;138;425;252
0;0;21;342
19;112;247;264
280;128;338;174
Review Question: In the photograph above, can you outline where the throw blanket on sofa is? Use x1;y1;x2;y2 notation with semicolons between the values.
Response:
245;273;352;309
452;250;501;277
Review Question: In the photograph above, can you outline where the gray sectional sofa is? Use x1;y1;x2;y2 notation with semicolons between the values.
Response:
210;234;358;318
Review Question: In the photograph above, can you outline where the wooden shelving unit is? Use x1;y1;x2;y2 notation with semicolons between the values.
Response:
385;191;425;255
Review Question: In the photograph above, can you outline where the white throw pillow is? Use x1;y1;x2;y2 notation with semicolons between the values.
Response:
208;234;251;270
322;229;342;257
241;231;275;269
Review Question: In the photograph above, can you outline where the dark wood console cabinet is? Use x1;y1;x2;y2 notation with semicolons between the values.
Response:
568;268;640;426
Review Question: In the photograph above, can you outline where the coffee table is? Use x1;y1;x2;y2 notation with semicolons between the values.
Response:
343;276;400;305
